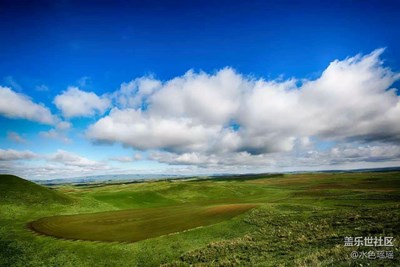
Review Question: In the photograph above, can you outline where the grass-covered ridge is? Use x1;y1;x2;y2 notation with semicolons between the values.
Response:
0;174;72;205
0;172;399;266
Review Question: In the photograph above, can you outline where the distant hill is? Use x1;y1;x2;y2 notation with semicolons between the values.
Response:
0;174;72;205
33;173;185;185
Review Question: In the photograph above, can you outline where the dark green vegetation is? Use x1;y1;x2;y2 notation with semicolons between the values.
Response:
0;172;399;266
0;174;71;205
29;203;257;243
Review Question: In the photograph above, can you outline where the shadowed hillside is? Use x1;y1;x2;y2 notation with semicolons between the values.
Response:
0;174;72;205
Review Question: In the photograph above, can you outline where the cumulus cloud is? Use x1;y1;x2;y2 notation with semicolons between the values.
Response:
323;143;400;164
148;142;400;173
56;121;72;131
149;69;245;125
0;86;57;124
48;149;102;167
0;149;115;179
0;149;100;167
39;121;72;143
4;49;399;178
87;49;400;165
0;149;37;161
54;86;110;118
112;76;162;109
87;108;220;152
86;68;249;153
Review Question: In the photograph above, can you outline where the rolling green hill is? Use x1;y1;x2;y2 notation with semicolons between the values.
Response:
0;174;71;205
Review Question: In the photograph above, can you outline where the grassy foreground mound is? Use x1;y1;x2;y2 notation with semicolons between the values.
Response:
0;174;71;205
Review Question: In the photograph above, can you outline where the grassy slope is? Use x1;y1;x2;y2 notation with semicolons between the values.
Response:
168;172;400;266
0;174;72;205
0;172;399;266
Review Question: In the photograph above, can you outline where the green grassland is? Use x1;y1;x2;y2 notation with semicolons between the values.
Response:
0;172;399;266
29;203;258;243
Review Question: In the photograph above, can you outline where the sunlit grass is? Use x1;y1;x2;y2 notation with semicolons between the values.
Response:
1;172;399;266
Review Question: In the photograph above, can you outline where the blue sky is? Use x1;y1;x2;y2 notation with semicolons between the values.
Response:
1;0;400;179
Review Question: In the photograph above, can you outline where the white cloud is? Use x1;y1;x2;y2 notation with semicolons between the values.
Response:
86;49;400;171
39;121;72;143
0;86;57;124
112;76;162;109
236;49;400;153
87;108;219;152
0;149;118;179
148;142;400;173
54;86;110;118
149;68;244;125
3;49;399;178
56;121;72;131
87;69;247;153
326;143;400;164
0;149;37;161
48;149;102;167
